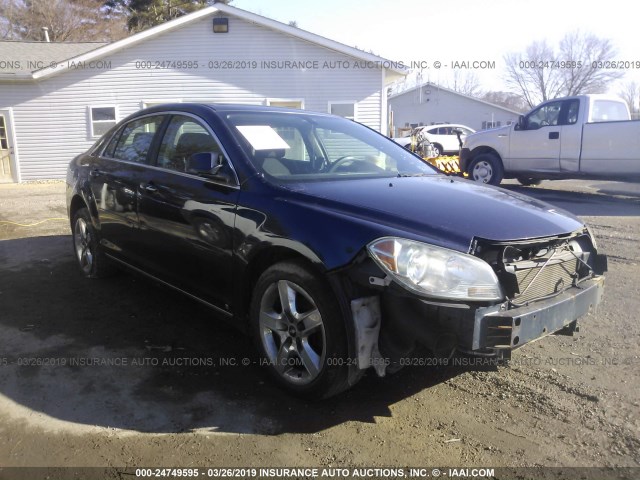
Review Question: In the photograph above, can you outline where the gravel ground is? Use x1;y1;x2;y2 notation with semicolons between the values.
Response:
0;179;638;478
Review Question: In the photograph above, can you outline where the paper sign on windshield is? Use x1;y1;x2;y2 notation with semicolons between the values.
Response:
236;125;291;150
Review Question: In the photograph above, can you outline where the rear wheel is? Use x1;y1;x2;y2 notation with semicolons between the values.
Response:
468;153;504;186
517;178;542;186
72;208;116;278
250;261;352;399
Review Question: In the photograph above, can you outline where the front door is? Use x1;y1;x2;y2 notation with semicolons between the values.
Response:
136;114;239;312
0;110;15;183
508;100;564;173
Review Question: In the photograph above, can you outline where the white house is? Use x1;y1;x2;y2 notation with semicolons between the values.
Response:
0;3;405;182
388;82;521;137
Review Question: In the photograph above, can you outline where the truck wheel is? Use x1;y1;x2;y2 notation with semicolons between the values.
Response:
250;261;353;399
468;153;504;186
517;178;542;186
72;208;116;278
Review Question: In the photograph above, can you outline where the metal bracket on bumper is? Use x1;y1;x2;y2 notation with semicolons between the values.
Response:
472;276;604;352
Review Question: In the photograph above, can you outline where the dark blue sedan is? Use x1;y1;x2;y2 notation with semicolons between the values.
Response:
66;104;606;398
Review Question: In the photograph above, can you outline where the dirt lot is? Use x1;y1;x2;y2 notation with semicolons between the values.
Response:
0;180;639;478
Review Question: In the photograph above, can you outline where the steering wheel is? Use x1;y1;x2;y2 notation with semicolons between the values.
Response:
540;120;550;126
326;156;359;173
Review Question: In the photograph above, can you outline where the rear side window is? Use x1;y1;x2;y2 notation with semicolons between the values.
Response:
590;100;629;122
112;115;164;164
564;100;580;125
103;128;121;158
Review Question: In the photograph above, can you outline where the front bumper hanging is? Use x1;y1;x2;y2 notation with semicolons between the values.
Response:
472;275;604;352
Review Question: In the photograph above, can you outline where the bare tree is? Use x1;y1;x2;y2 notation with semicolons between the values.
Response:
103;0;211;32
503;31;624;108
503;40;563;107
619;80;640;118
448;71;483;98
0;0;127;41
559;30;623;95
482;91;529;113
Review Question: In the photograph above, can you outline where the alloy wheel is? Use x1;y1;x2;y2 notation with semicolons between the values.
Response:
259;280;326;385
74;217;94;274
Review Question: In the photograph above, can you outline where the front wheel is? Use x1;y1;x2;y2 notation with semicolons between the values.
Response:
468;153;504;186
250;261;353;399
517;178;542;186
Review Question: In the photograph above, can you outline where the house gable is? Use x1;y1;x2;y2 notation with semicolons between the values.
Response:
0;9;395;180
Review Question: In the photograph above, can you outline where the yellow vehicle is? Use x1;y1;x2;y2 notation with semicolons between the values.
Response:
424;155;464;176
401;128;466;177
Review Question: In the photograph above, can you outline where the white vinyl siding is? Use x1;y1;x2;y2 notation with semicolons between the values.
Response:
141;99;182;108
388;86;520;136
0;14;385;180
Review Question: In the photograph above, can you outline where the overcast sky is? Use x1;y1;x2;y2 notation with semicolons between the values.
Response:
232;0;640;95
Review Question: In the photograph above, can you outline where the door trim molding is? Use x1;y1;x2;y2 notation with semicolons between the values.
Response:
0;108;20;183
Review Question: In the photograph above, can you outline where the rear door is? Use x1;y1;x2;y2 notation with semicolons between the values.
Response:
89;114;166;263
136;114;240;312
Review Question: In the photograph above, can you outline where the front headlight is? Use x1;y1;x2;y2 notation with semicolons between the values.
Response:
367;237;503;302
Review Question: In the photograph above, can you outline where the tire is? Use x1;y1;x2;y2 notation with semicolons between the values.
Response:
432;143;443;157
517;178;542;186
71;207;116;278
250;261;353;399
468;153;504;186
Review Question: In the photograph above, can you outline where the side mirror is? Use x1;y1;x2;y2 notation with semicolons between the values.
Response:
186;152;233;183
515;115;526;131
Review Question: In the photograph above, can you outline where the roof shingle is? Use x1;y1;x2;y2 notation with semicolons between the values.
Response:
0;41;107;74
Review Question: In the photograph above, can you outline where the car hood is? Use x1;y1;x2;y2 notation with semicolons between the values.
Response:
283;176;584;252
465;125;510;145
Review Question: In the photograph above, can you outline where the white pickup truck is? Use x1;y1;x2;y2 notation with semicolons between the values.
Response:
459;94;640;185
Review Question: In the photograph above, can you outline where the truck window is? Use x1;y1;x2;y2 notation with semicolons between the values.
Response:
590;100;630;122
525;101;563;129
564;100;580;125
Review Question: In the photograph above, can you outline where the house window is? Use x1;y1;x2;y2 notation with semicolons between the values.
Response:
329;102;356;120
266;99;304;109
482;121;501;130
89;106;117;137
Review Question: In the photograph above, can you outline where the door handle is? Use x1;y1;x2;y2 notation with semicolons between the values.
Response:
89;168;102;178
549;132;559;140
141;182;158;193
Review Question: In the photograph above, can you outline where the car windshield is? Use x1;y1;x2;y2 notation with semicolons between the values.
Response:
225;112;438;182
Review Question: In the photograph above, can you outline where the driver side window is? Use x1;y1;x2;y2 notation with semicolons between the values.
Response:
526;101;563;129
157;115;222;172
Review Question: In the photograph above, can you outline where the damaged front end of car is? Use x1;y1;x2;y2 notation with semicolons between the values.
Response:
335;228;607;377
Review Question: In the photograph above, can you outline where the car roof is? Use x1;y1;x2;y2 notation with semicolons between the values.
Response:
423;124;473;129
137;102;334;117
